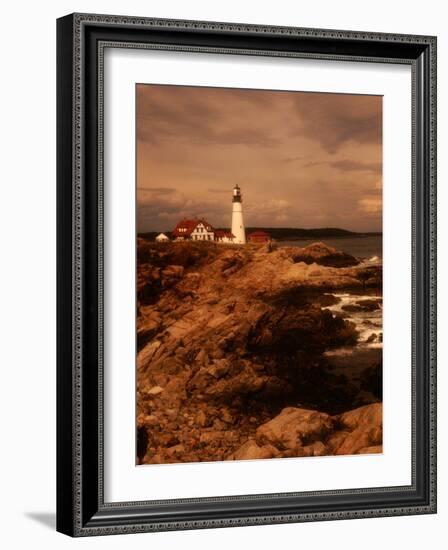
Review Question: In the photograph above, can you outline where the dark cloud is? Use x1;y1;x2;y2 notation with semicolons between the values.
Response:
292;93;382;153
329;160;382;173
137;191;229;232
137;84;279;147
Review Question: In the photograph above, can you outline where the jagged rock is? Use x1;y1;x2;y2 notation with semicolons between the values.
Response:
165;443;185;458
199;431;223;444
207;359;230;379
137;340;162;371
202;368;269;402
195;410;207;427
137;311;163;351
162;264;184;279
221;408;234;424
136;241;382;464
195;349;209;365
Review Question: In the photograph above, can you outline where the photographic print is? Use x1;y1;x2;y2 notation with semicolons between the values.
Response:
136;84;383;466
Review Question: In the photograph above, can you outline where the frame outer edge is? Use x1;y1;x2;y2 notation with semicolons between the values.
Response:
56;13;76;537
72;12;436;44
61;13;437;536
428;35;437;514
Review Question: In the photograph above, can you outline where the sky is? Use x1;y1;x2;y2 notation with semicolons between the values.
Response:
136;84;382;233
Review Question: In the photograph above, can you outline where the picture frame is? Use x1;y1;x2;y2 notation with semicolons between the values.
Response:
56;13;437;536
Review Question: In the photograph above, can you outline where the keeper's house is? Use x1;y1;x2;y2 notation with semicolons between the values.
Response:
172;219;215;241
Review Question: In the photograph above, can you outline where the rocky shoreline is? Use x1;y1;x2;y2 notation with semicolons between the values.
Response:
136;240;382;464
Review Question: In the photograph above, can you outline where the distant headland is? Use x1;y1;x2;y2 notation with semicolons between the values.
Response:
138;227;382;241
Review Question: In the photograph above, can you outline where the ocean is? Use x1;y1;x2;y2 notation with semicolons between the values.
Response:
277;235;382;260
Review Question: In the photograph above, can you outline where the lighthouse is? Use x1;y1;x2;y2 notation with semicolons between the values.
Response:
231;184;246;244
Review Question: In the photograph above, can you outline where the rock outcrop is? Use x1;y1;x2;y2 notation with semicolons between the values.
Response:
291;242;360;268
136;241;382;464
230;403;382;460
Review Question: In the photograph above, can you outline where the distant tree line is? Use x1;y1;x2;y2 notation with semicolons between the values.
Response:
244;227;382;240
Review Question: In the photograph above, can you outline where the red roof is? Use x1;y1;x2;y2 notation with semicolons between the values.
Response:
172;218;214;238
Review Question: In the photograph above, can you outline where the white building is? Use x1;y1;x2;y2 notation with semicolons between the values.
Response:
155;233;170;242
190;221;215;241
231;184;246;244
215;230;235;244
172;219;215;241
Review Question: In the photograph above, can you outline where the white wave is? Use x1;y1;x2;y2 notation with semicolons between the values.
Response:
323;293;383;349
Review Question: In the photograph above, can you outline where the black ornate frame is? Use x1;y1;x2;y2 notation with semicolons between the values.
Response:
56;13;437;537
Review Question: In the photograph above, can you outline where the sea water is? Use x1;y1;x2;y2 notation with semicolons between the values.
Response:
278;235;382;260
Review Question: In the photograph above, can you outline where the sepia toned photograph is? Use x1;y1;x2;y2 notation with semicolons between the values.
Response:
136;83;383;465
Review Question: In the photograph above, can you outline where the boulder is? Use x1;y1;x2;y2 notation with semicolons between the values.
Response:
256;407;334;451
302;441;329;457
232;440;280;460
357;445;382;454
341;304;364;313
248;304;358;354
338;402;382;430
355;298;382;311
334;403;382;455
314;294;341;307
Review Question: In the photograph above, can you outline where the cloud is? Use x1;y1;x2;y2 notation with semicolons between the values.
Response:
328;160;382;173
137;189;230;232
137;186;176;194
358;197;382;214
137;84;279;148
292;93;382;153
304;159;382;173
282;156;304;163
208;188;229;194
245;198;293;225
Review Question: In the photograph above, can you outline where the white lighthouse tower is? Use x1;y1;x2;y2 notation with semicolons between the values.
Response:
231;184;246;244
